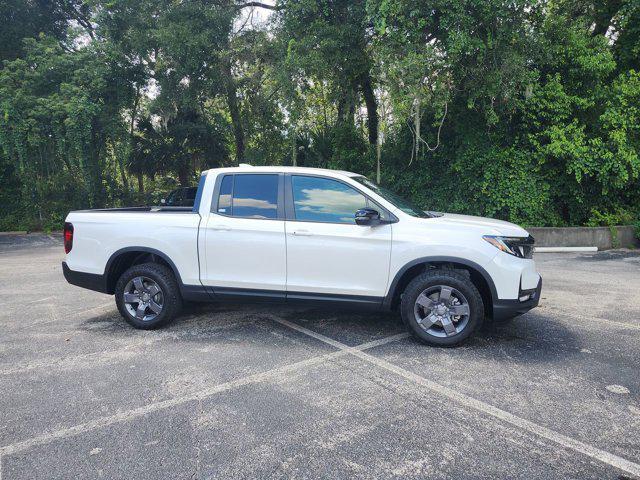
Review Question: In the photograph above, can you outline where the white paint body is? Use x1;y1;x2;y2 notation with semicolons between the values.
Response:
65;166;541;301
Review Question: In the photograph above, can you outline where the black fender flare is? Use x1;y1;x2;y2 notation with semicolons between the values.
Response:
104;246;185;292
104;246;213;301
383;256;498;309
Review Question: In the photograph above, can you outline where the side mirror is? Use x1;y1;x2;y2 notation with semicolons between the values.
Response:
355;208;380;226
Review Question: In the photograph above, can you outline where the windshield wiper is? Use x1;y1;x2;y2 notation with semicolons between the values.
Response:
423;211;444;218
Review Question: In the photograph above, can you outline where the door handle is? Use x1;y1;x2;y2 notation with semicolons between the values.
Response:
210;225;232;231
292;230;313;236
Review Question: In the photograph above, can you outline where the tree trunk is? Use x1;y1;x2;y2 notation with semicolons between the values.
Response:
376;140;381;184
592;0;622;36
118;159;129;193
291;129;297;166
137;172;144;194
359;73;379;146
178;161;191;186
223;60;245;163
125;85;141;193
90;126;105;208
414;99;421;159
337;96;348;124
337;87;356;125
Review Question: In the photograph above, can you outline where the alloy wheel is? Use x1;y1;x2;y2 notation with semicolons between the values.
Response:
123;276;164;322
413;285;470;337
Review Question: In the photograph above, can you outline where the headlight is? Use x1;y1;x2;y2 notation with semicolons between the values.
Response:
483;235;534;258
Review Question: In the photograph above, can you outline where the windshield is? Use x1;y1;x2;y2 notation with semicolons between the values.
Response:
353;177;430;218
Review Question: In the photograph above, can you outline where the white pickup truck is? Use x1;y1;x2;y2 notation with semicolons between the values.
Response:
63;165;541;346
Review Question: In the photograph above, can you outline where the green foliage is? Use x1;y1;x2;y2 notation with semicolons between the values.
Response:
1;0;639;230
585;208;636;227
584;207;638;249
0;0;71;62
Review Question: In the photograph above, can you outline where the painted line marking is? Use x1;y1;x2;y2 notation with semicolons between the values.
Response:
0;333;406;457
0;302;115;332
537;306;640;331
3;301;114;319
0;313;384;377
273;317;640;479
74;302;114;317
1;311;276;376
25;296;55;305
0;339;158;376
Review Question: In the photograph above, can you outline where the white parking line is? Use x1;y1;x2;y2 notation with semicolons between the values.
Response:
0;332;406;457
537;305;640;331
273;317;640;479
25;296;55;305
74;302;114;317
0;339;158;376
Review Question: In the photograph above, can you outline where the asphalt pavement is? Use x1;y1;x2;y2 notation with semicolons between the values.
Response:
0;235;638;479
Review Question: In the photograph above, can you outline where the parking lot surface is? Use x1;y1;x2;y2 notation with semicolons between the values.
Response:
0;234;639;479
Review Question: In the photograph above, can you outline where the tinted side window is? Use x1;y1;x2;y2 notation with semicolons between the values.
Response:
291;176;367;224
171;189;184;205
217;175;233;214
230;174;279;219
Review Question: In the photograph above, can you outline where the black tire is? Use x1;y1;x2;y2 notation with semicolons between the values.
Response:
400;269;484;347
115;262;182;329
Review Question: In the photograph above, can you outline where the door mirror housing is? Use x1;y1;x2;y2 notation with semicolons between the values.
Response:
355;208;381;226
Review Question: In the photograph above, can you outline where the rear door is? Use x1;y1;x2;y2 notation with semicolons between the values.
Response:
284;174;393;301
201;173;286;299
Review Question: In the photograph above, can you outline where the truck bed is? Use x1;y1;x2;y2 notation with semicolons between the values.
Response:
64;205;202;284
73;206;195;213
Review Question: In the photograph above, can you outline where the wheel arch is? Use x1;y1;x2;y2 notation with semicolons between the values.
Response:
384;256;497;317
104;247;184;295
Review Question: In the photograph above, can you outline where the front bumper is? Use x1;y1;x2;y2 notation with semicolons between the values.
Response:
492;277;542;321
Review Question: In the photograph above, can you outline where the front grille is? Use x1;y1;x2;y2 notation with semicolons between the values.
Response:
507;235;535;259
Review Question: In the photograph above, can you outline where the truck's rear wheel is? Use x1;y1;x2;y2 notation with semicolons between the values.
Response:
400;270;484;346
115;263;182;329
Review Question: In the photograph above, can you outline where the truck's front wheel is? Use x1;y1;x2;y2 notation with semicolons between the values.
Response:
400;269;484;346
115;263;182;329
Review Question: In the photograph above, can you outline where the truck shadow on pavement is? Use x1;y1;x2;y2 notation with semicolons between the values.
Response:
79;302;581;366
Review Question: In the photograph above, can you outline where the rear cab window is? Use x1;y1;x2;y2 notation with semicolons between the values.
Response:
215;174;279;220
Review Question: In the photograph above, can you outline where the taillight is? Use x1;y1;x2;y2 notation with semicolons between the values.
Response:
64;222;74;254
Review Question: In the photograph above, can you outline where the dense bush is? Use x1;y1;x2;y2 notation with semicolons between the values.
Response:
1;0;639;231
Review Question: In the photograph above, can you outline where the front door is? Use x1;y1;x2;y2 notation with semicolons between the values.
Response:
202;173;286;298
285;174;392;301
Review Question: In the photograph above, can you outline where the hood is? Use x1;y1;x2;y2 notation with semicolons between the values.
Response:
429;212;530;237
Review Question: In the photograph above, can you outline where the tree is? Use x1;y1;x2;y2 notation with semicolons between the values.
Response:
1;0;640;230
0;0;69;61
0;36;135;211
277;0;380;147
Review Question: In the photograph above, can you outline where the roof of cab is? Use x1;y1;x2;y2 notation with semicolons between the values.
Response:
203;165;361;179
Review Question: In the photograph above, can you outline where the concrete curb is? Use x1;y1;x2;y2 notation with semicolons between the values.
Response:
528;226;638;250
535;246;598;253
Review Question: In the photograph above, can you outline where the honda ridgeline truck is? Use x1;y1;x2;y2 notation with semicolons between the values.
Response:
62;165;541;346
